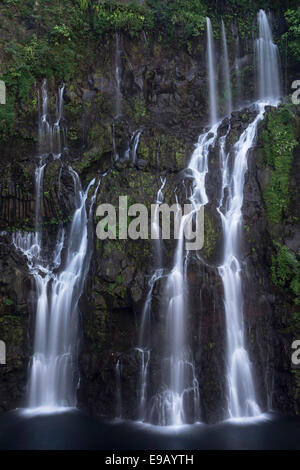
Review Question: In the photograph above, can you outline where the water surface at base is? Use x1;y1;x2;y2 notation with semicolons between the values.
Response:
0;410;299;450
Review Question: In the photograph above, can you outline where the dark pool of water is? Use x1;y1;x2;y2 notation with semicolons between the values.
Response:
0;410;299;450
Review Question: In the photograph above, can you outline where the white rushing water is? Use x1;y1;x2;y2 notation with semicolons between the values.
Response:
131;130;142;164
151;177;166;269
221;20;232;117
234;36;243;108
136;178;166;421
11;10;282;422
14;174;97;411
147;17;224;425
217;10;281;419
36;80;66;233
115;359;122;418
116;178;166;422
13;82;99;412
136;271;160;421
206;17;218;126
218;106;264;418
39;79;66;159
150;124;221;426
256;10;281;104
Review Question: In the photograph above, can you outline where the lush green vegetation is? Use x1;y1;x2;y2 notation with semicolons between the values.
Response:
262;107;298;224
264;106;300;313
82;0;299;40
93;1;154;36
0;0;92;139
0;0;299;141
272;244;300;306
282;7;300;64
145;0;206;39
77;0;207;39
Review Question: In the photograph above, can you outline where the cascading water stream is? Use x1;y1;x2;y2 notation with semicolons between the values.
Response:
221;20;232;117
136;270;162;421
217;9;281;419
39;80;66;159
234;36;243;108
136;178;166;422
34;164;46;235
218;107;264;418
53;83;66;157
13;10;281;423
147;17;222;425
115;359;122;419
116;178;167;422
255;10;281;104
151;177;166;270
36;81;66;233
150;124;221;426
14;174;97;411
13;82;99;412
112;122;119;162
131;130;142;164
206;17;218;126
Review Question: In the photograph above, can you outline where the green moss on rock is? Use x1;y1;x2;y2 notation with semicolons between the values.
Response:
262;106;298;224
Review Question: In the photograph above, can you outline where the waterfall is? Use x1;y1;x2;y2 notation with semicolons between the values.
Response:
151;177;166;269
206;17;218;126
234;36;243;108
136;178;166;422
13;83;99;412
218;108;264;419
115;33;122;118
131;130;142;164
150;123;221;426
115;359;122;418
115;130;142;164
34;164;46;235
137;269;164;422
112;121;119;162
221;20;232;117
217;10;281;419
255;10;281;104
39;80;66;159
36;81;65;232
14;175;97;411
53;83;66;157
144;19;223;420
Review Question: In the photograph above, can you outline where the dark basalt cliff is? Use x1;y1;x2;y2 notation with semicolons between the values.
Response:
0;1;299;423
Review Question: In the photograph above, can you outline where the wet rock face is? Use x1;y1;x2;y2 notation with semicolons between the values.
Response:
0;28;299;423
0;234;32;410
242;109;300;416
76;108;299;424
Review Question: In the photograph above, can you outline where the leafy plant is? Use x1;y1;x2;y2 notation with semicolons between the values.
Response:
50;24;72;45
146;0;206;40
271;245;300;305
262;107;297;224
132;96;147;121
76;0;90;10
282;8;300;63
93;1;154;36
4;298;14;306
